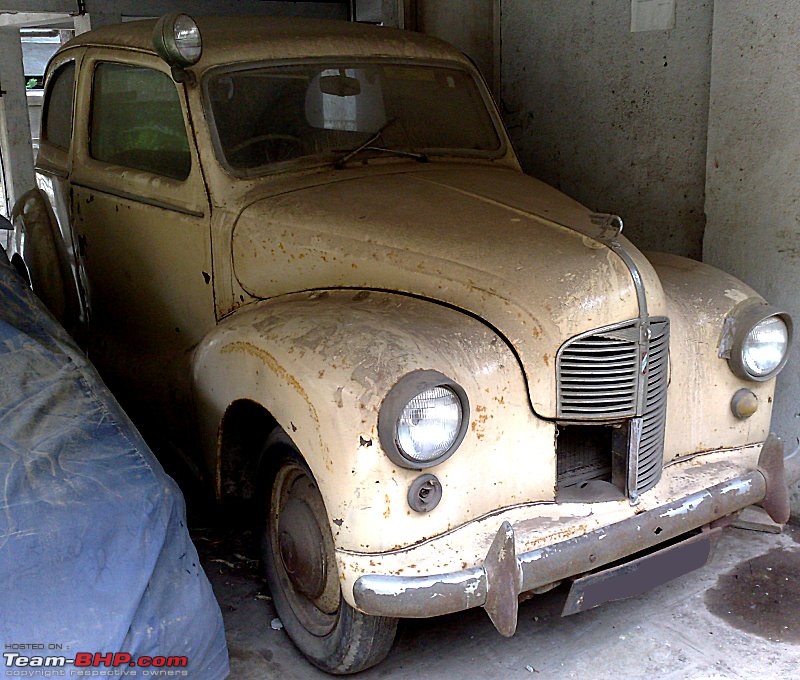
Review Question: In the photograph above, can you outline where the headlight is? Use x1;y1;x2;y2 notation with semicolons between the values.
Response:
725;303;793;381
742;316;789;377
153;13;203;68
378;370;469;469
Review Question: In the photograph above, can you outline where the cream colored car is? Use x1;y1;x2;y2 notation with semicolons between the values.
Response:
7;13;799;674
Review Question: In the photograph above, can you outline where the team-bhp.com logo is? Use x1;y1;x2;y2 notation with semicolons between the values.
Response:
4;651;188;677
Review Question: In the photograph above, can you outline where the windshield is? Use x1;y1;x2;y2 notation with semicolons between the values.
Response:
205;60;502;173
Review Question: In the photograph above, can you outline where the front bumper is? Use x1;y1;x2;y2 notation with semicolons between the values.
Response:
353;434;800;635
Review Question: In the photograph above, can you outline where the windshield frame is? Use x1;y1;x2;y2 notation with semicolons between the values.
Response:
201;56;508;179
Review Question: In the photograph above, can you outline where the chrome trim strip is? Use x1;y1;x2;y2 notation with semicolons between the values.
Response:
70;181;205;218
627;417;643;504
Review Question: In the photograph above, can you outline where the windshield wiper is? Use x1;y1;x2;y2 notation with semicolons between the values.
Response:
333;118;428;169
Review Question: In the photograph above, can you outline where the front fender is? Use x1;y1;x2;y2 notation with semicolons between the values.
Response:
646;252;777;459
192;289;553;553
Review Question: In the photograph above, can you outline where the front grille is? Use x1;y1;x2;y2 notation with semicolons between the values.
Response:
636;320;669;493
557;321;640;419
556;318;670;498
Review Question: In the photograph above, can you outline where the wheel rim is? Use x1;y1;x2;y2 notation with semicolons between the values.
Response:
269;460;340;636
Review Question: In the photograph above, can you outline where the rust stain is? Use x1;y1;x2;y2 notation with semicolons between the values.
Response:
514;520;588;549
543;353;550;367
383;494;391;519
221;341;322;431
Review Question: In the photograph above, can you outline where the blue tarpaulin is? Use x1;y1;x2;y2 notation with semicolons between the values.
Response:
0;248;229;678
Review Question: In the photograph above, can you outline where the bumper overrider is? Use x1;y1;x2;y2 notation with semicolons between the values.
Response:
353;434;800;636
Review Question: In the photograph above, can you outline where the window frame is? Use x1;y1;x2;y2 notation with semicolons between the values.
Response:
41;59;77;151
202;57;508;179
69;50;206;220
88;60;193;181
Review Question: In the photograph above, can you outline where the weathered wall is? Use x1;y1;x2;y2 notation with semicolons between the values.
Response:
703;2;800;519
501;0;713;258
416;0;496;89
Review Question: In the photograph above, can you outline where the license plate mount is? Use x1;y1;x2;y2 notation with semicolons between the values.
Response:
562;527;720;616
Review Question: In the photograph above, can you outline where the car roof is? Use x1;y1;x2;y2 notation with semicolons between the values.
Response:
65;15;467;69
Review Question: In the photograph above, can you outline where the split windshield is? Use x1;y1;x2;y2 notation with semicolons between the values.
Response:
205;61;502;173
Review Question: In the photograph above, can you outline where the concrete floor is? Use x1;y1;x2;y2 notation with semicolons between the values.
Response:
194;521;800;679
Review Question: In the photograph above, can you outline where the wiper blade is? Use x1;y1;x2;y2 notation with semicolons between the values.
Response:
344;146;429;164
333;118;428;168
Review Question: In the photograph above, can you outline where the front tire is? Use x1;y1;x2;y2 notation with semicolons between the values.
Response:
261;431;398;674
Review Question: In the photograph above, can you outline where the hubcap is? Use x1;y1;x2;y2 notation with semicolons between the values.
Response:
278;496;327;599
269;461;341;636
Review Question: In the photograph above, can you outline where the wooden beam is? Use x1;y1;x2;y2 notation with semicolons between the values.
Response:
0;12;72;27
0;28;34;214
0;1;349;20
80;1;347;18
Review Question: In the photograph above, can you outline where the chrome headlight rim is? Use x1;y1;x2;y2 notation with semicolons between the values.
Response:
727;303;793;382
378;370;470;470
152;12;203;68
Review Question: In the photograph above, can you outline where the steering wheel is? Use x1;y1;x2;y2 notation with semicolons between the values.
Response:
227;134;303;165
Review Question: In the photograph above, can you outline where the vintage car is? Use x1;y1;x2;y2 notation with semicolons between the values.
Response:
6;13;800;675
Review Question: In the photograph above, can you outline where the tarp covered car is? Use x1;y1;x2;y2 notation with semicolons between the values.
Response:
0;247;229;678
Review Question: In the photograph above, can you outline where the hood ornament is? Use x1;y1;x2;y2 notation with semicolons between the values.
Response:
589;213;624;240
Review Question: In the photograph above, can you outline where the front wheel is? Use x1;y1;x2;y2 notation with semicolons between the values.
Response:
261;431;398;674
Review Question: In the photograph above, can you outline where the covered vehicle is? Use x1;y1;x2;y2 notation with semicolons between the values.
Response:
6;13;800;675
0;243;229;678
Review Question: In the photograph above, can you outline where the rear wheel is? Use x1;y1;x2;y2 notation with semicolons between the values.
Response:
261;430;397;674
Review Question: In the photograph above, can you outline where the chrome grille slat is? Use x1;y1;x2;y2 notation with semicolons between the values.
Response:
636;319;670;495
557;318;670;497
557;320;641;419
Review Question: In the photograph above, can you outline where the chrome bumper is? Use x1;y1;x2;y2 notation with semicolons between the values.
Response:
353;434;800;636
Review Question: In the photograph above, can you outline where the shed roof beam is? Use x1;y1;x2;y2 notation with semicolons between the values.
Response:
0;1;75;11
0;12;72;27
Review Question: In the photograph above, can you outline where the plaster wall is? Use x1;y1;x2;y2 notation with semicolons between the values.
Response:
501;0;713;258
703;2;800;518
416;0;496;89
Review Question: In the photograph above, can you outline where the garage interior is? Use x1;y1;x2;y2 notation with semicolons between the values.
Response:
1;1;798;678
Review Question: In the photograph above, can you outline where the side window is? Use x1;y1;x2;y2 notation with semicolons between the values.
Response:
90;62;191;180
42;62;76;150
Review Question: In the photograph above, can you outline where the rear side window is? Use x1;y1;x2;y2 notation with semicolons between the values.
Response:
42;61;76;149
90;62;191;180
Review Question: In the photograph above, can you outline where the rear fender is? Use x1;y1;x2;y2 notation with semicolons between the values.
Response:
11;187;84;338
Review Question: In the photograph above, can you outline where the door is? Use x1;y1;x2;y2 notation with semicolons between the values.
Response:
69;50;215;442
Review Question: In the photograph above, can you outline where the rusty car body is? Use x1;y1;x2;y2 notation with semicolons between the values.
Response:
6;14;799;674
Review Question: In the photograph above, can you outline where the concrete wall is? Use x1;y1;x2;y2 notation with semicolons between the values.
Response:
416;0;496;89
703;2;800;519
501;0;713;259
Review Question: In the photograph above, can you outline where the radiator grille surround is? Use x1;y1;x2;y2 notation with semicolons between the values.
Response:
636;320;670;493
556;318;670;498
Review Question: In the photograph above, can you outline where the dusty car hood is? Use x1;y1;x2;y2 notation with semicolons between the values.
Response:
232;165;665;416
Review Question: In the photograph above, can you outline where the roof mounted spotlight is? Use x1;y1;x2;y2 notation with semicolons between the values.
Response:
153;13;202;84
